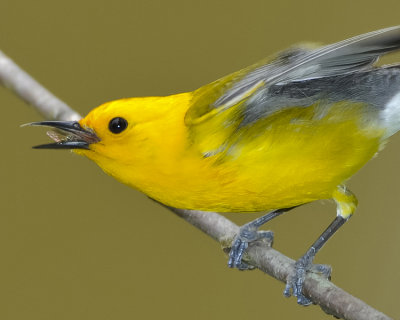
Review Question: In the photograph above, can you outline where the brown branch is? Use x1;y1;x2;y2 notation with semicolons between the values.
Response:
0;50;392;320
168;208;391;320
0;50;81;121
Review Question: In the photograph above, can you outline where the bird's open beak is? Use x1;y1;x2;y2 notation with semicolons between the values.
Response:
26;121;100;149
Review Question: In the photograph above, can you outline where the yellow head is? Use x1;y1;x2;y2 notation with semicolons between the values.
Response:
31;93;193;192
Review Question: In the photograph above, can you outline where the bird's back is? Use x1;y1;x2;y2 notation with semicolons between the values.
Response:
164;29;400;212
75;27;400;212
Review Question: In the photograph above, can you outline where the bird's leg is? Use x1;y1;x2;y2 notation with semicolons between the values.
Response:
228;207;294;270
283;216;347;305
284;186;357;305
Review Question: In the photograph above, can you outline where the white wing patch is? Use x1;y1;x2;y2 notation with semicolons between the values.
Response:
381;91;400;138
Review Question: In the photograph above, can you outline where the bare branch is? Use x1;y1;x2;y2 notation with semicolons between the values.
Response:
169;207;391;320
0;50;81;121
1;50;392;320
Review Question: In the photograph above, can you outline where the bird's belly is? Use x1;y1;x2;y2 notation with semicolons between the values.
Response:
147;115;384;212
107;103;386;212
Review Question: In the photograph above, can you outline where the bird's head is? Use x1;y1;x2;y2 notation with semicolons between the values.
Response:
29;94;192;180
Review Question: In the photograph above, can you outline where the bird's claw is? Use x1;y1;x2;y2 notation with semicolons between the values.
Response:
283;264;312;306
284;258;331;306
228;237;253;270
310;263;332;279
228;227;273;270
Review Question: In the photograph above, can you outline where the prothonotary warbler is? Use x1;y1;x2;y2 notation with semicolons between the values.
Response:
29;26;400;305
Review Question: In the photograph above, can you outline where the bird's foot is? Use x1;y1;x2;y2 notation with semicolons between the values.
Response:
228;224;274;270
284;254;331;305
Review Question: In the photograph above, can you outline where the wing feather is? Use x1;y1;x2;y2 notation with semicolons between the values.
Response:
185;26;400;157
216;26;400;108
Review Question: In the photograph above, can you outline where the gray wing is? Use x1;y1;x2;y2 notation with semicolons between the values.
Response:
185;27;400;157
240;66;400;125
215;26;400;109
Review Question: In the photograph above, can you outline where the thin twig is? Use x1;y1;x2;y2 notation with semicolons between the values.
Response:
0;50;392;320
168;208;391;320
0;50;81;121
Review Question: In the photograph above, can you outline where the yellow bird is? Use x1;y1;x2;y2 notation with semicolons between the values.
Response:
30;26;400;305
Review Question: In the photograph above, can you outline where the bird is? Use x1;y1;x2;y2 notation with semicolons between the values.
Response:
29;26;400;305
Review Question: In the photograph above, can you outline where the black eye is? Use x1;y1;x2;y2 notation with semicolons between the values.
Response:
109;117;128;134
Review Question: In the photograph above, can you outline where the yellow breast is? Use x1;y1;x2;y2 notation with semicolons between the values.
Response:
83;95;385;213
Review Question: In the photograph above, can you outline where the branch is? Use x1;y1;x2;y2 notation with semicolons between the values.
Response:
0;50;392;320
0;50;81;121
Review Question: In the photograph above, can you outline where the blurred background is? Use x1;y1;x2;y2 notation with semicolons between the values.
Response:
1;0;400;319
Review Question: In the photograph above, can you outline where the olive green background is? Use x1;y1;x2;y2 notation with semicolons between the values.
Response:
1;1;400;319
